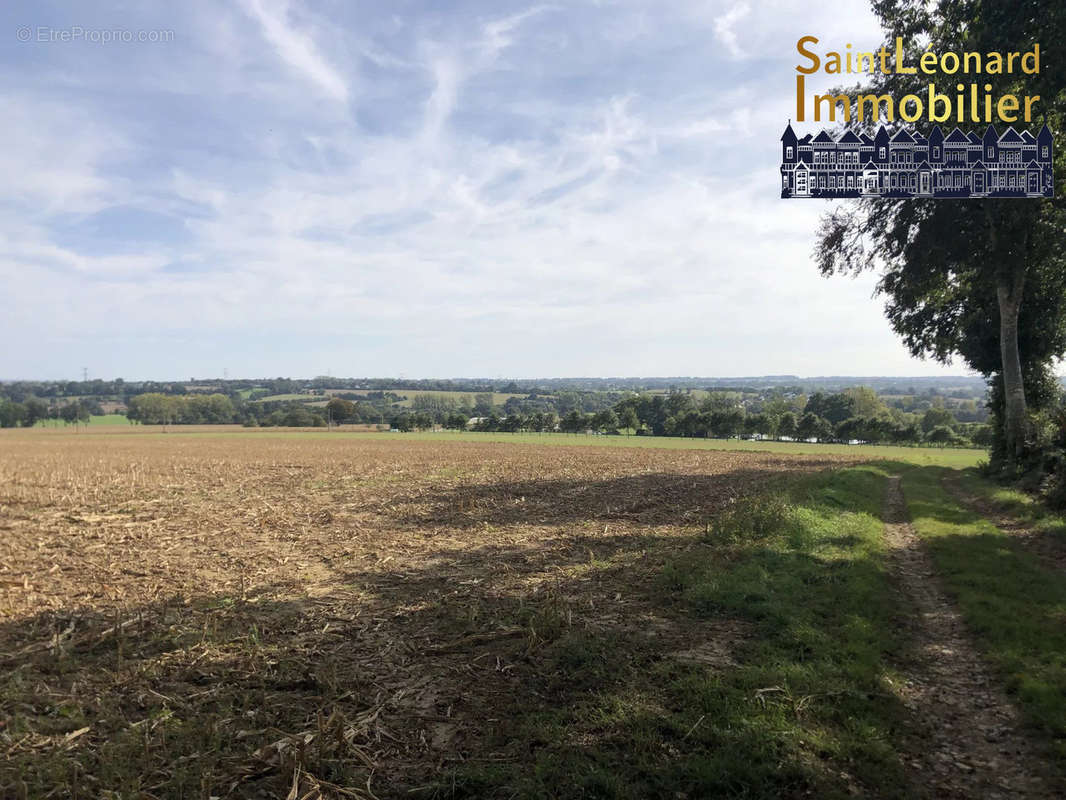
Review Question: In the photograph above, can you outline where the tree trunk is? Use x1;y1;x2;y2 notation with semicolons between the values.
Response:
988;204;1030;466
997;274;1028;461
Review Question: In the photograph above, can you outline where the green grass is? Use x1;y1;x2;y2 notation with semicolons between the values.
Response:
87;414;130;425
252;393;311;402
251;389;528;406
952;469;1066;550
646;388;746;402
955;471;1043;514
900;466;1066;760
33;414;130;427
433;464;1066;796
433;465;918;799
386;389;526;407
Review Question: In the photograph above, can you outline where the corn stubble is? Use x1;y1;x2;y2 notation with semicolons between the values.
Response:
0;430;850;797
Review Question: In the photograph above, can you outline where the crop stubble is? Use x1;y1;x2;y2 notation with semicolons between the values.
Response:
0;432;853;796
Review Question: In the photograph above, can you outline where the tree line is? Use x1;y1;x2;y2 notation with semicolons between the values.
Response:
0;386;988;447
0;398;94;428
383;388;986;447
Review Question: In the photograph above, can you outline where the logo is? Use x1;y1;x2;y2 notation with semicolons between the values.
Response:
780;122;1054;199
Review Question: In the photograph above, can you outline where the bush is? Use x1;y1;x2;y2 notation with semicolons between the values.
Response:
925;425;963;447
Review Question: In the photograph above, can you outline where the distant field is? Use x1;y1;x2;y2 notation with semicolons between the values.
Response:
335;388;528;407
252;393;309;402
379;430;985;468
645;388;745;401
35;414;130;427
389;389;526;407
88;414;129;425
2;426;984;468
254;389;528;406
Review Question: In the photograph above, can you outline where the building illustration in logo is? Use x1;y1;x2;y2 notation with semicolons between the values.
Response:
780;122;1054;199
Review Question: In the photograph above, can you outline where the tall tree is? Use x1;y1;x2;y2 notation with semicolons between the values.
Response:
0;400;26;428
816;0;1066;465
22;398;48;427
618;405;640;435
778;412;798;441
591;409;619;434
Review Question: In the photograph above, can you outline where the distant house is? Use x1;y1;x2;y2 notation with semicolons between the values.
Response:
780;121;1054;199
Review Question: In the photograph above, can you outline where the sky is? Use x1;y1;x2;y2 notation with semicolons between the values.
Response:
0;0;972;381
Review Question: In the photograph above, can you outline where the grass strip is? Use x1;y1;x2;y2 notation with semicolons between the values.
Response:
952;467;1066;553
900;466;1066;762
437;465;917;799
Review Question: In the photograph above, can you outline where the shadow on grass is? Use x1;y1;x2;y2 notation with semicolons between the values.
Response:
948;468;1066;567
2;463;929;800
378;464;849;530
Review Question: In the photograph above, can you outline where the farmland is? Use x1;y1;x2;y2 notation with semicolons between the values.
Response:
1;375;995;448
384;390;527;408
252;390;527;407
11;423;987;468
1;428;1063;798
36;414;131;427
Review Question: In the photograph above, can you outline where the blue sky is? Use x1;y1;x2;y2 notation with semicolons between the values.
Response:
0;0;967;380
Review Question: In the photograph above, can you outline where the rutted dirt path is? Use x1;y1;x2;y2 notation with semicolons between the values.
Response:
883;476;1054;799
942;473;1066;572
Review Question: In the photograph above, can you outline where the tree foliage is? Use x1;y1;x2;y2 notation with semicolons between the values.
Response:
816;0;1066;466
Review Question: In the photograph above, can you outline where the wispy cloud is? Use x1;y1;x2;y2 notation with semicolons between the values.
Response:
239;0;349;102
0;0;947;380
481;5;554;58
419;5;554;143
713;1;751;58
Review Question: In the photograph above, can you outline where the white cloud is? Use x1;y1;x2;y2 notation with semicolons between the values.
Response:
239;0;349;102
713;1;750;58
481;5;554;58
0;0;962;380
0;95;126;215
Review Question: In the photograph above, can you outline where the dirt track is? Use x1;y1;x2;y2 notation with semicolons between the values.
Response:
882;476;1053;799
